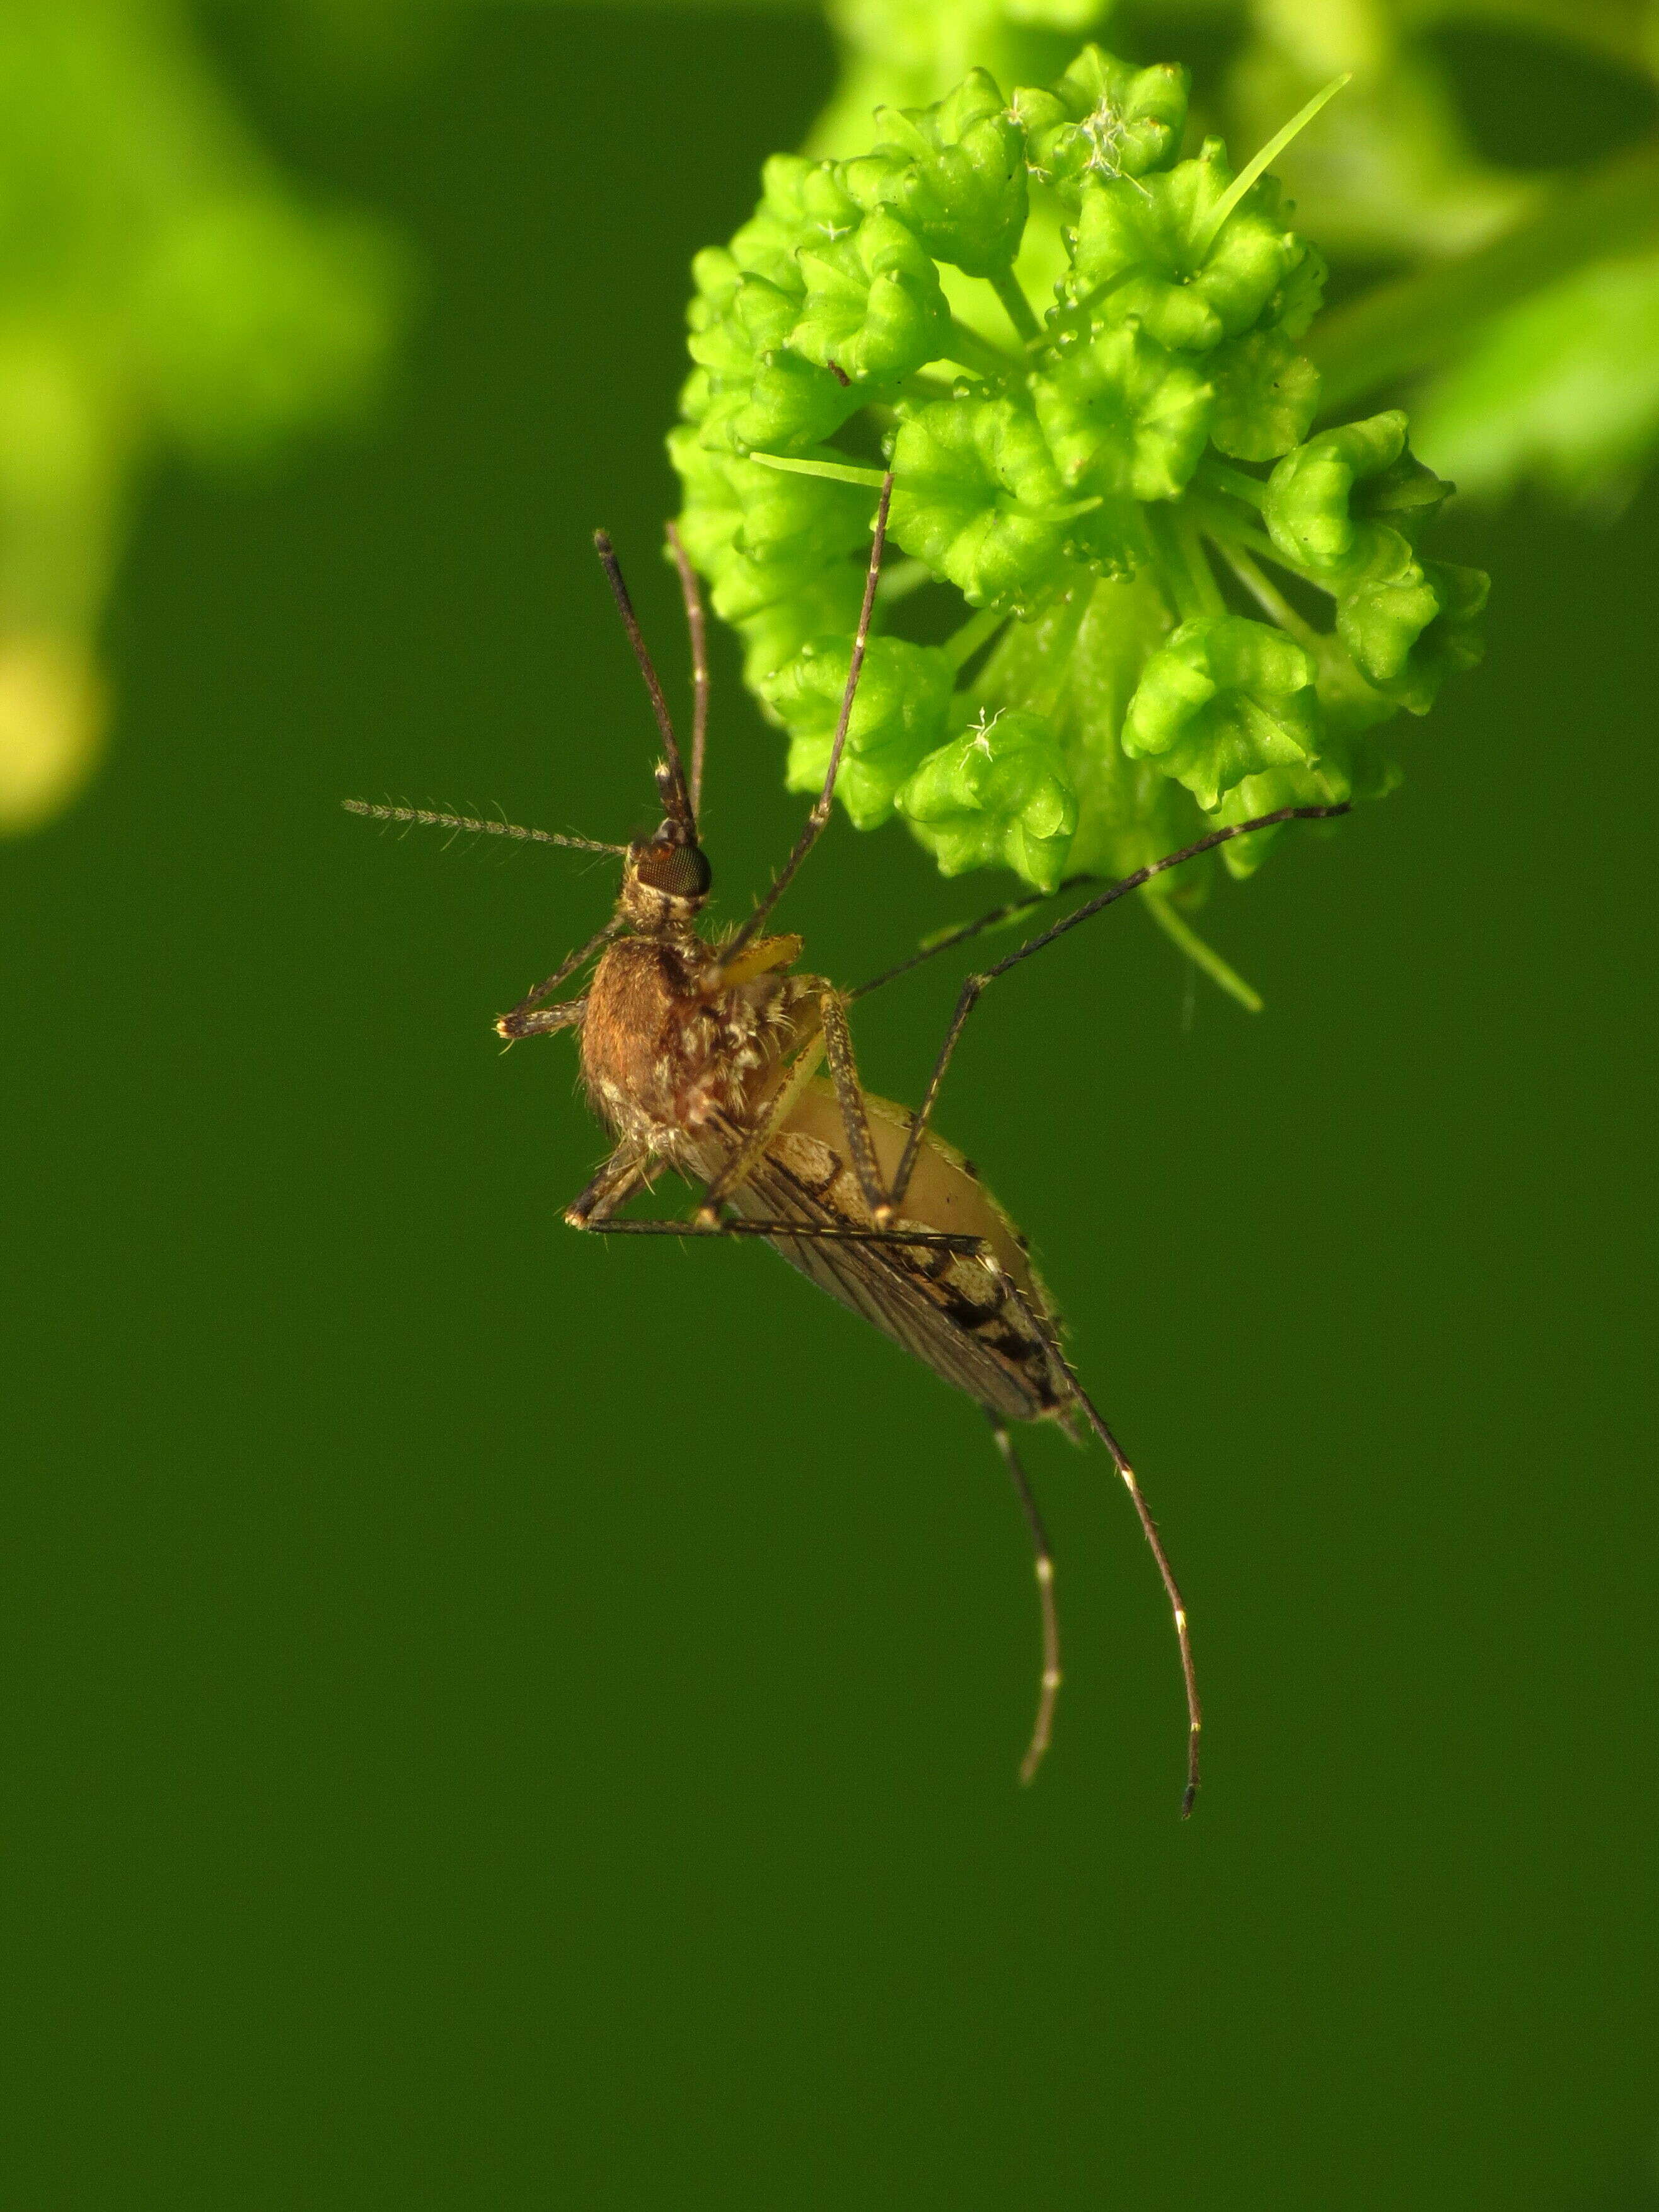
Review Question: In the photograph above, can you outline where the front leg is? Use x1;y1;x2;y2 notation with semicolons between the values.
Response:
497;995;587;1041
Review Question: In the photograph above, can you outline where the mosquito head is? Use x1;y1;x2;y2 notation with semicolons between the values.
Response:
621;811;712;931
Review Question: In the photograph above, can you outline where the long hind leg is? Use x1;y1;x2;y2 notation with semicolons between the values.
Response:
998;1282;1202;1817
988;1416;1062;1786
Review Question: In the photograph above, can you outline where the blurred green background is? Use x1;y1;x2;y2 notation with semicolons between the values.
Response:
4;6;1656;2208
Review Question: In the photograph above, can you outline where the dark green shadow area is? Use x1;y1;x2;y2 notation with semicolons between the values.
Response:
3;11;1656;2209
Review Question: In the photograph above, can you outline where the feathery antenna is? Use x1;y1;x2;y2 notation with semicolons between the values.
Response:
342;801;627;857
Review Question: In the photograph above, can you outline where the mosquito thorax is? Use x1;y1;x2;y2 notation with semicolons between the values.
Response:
618;819;712;934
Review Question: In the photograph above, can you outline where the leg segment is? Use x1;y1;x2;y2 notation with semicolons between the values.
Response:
850;878;1087;1002
1073;1375;1202;1819
564;1149;649;1228
1000;1276;1201;1819
573;1215;981;1252
714;473;894;975
886;802;1350;1214
988;1416;1062;1787
815;991;893;1222
497;996;587;1041
695;1032;827;1220
500;917;623;1032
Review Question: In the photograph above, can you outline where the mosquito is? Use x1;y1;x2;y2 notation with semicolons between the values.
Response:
346;475;1347;1813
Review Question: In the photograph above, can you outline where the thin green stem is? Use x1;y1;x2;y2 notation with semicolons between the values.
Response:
1022;494;1103;524
1187;497;1336;598
1176;516;1228;619
1207;535;1323;652
875;557;934;606
749;451;888;489
941;605;1007;672
942;316;1024;383
1196;456;1268;510
1194;73;1351;257
1143;505;1203;623
1142;888;1264;1014
988;268;1041;346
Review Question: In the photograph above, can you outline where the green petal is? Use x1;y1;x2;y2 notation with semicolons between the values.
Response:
1208;328;1319;461
1032;318;1213;499
789;211;951;386
1014;45;1188;211
725;154;859;297
1211;756;1352;877
686;270;796;386
761;634;957;828
1264;410;1450;574
839;69;1029;281
1265;239;1327;342
688;273;860;455
886;396;1074;613
896;707;1078;892
734;567;867;697
669;426;874;580
1345;559;1489;714
1066;142;1306;355
1122;614;1321;811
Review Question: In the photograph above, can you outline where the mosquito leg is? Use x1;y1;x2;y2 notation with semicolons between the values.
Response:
988;1416;1063;1786
501;917;623;1029
850;877;1090;1002
564;1149;649;1228
1073;1379;1202;1820
814;990;894;1220
884;802;1351;1215
574;1215;981;1252
695;1033;828;1220
714;473;894;976
664;521;709;826
998;1276;1201;1818
497;996;587;1041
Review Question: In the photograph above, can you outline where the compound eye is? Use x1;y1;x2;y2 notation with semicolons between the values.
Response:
637;838;711;899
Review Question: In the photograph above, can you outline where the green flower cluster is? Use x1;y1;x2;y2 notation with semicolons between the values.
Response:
672;46;1486;903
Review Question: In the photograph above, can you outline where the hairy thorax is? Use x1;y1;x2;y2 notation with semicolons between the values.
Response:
579;931;813;1162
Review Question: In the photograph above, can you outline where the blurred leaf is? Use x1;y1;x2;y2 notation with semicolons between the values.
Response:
1414;247;1659;502
0;0;407;830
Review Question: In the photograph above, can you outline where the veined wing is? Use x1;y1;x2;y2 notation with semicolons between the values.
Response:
708;1132;1068;1428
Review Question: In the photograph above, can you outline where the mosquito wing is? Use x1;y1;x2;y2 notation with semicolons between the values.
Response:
714;1134;1070;1428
